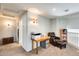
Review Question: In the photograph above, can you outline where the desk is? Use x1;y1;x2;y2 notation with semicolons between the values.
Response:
32;36;50;54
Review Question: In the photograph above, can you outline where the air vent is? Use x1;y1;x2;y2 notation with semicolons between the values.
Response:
64;9;69;12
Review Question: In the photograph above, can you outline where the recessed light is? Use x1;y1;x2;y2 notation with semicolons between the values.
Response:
52;8;56;11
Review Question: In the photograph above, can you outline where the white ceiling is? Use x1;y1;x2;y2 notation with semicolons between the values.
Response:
1;3;79;18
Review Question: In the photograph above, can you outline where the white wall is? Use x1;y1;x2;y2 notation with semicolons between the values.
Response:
51;17;67;36
67;16;79;29
19;12;29;51
50;19;57;33
19;18;23;45
0;17;18;44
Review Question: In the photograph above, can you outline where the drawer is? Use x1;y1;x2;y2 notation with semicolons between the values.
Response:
2;37;14;45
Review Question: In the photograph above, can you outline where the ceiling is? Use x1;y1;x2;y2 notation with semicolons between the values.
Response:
0;3;79;19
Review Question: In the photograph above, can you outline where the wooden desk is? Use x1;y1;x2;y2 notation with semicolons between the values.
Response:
32;36;50;54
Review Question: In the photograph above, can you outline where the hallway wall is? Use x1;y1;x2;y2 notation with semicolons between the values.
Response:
0;17;18;44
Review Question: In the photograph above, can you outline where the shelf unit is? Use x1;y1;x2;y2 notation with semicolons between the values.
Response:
60;29;67;41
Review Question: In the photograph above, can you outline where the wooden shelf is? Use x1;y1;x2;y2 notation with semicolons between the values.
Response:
60;29;67;41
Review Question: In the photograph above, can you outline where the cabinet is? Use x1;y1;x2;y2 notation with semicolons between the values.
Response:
2;37;14;45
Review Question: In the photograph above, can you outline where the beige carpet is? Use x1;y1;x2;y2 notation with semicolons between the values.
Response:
0;43;79;56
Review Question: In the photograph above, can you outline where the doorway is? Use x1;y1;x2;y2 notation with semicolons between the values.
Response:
0;17;19;45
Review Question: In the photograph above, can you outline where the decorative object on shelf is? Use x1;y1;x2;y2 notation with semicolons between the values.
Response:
60;29;67;41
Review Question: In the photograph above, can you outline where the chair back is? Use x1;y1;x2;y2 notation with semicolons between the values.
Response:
48;32;55;37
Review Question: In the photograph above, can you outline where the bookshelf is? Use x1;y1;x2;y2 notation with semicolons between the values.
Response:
60;29;67;41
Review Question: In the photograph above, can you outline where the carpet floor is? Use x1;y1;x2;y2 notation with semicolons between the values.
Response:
0;43;79;56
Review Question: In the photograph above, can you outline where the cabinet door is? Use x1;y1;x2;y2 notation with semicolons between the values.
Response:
2;37;14;45
60;29;67;40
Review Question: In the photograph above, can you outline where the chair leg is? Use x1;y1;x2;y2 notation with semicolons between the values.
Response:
64;44;66;48
60;45;62;49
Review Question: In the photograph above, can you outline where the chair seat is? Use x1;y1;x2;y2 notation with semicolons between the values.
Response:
57;41;67;45
48;32;67;49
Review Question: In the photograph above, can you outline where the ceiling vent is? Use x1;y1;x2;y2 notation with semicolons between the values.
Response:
64;9;69;12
